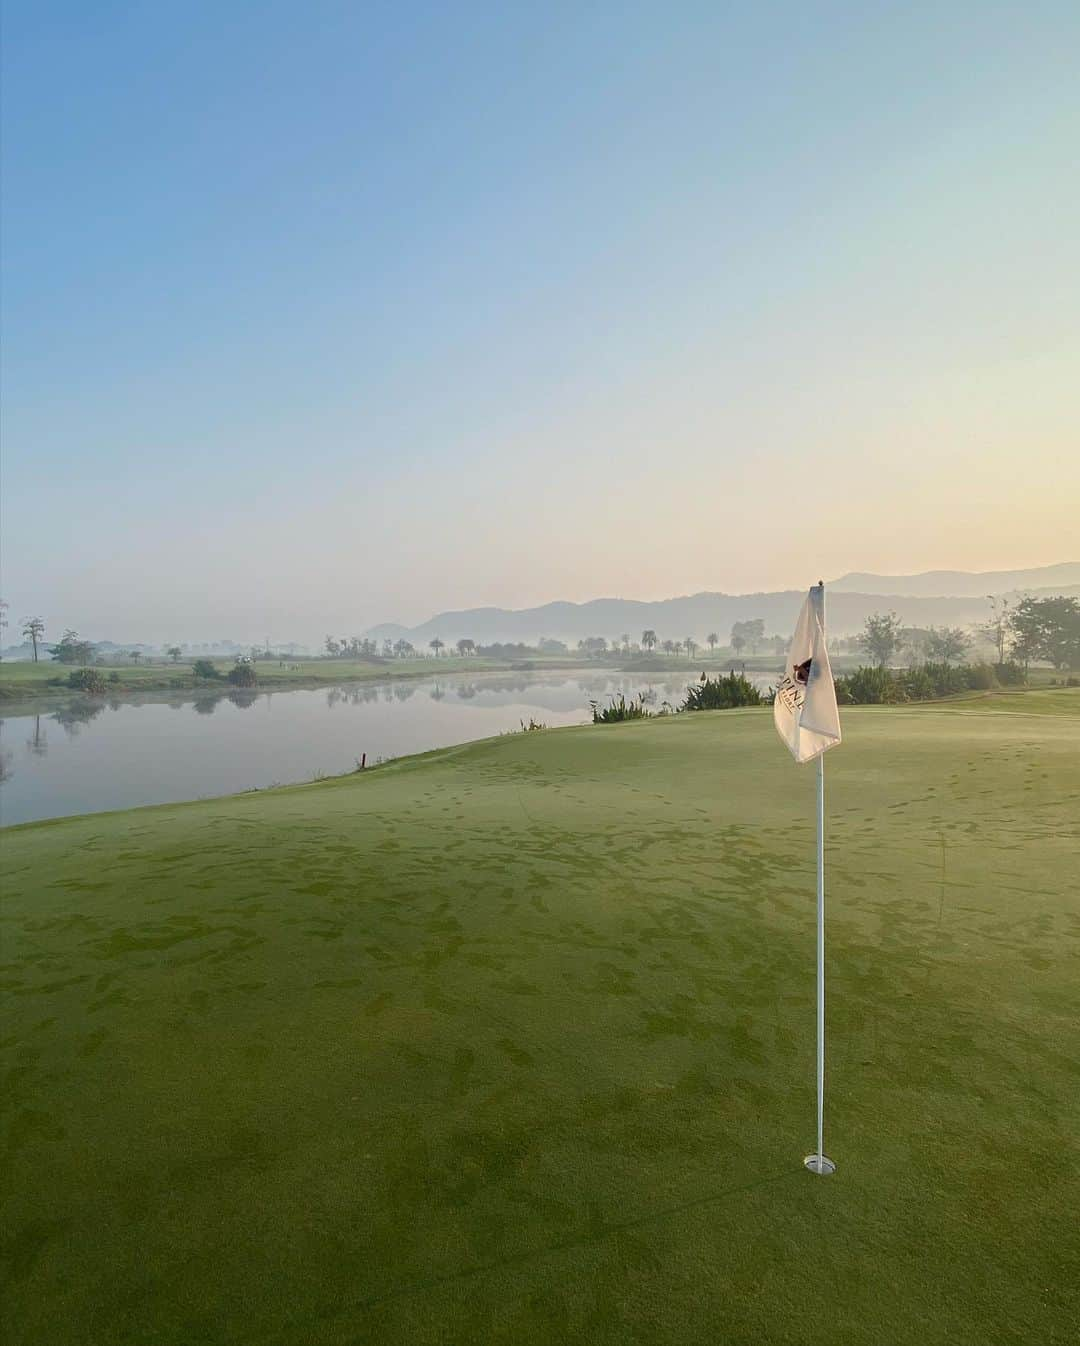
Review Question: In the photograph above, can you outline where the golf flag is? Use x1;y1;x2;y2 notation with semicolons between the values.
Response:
774;584;841;764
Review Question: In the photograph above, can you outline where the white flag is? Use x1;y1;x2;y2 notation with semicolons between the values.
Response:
774;585;841;764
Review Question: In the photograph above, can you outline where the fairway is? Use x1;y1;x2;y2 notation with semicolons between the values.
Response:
2;695;1078;1344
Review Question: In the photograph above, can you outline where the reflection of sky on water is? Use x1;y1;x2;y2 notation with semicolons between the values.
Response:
0;669;777;826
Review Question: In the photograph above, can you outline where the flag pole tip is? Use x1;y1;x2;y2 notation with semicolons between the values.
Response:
804;1154;836;1175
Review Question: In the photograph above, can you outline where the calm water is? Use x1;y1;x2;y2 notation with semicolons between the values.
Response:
0;670;772;826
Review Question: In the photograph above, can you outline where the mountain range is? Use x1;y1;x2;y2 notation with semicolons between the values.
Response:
828;562;1080;597
365;563;1080;647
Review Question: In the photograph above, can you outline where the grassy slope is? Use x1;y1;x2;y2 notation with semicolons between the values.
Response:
2;694;1078;1345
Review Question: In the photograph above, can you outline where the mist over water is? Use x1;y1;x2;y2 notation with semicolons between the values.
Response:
0;670;777;826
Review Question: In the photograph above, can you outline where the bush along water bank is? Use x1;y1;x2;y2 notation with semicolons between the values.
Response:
835;660;1027;705
590;674;762;722
680;672;763;712
590;662;1034;723
589;692;660;723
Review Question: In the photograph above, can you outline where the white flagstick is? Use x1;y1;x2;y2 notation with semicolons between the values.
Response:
805;583;835;1175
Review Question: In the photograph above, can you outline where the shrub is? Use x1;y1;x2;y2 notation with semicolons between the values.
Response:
590;692;652;723
67;668;107;694
900;666;934;701
995;661;1026;686
192;659;221;680
834;666;900;704
227;662;258;687
107;672;120;684
909;662;969;697
680;672;762;712
838;660;1007;705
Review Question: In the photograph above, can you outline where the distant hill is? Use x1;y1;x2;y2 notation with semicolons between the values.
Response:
830;562;1080;597
366;573;1080;647
363;621;409;643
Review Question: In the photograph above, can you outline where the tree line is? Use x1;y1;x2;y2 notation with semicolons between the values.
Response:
853;596;1080;672
9;595;1075;674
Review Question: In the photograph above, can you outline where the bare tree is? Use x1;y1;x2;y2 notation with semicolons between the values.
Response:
982;595;1011;664
22;616;45;662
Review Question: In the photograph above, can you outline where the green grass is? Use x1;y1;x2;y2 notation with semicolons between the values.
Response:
2;693;1078;1344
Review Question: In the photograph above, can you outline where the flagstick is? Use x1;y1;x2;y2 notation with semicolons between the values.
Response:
805;588;835;1176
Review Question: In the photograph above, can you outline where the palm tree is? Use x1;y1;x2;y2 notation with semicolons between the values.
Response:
685;636;697;659
642;629;657;653
707;632;718;654
661;639;675;656
429;637;444;657
22;616;45;662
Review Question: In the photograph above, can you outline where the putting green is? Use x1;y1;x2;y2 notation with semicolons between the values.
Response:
2;694;1078;1344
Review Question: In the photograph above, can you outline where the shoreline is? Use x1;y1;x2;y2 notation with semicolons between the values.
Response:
0;653;787;716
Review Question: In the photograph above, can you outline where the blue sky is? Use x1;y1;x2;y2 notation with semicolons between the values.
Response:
2;2;1078;643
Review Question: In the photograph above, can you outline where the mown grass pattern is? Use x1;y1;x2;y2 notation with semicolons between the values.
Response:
1;694;1078;1344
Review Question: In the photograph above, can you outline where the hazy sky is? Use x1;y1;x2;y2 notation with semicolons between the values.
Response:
2;2;1078;645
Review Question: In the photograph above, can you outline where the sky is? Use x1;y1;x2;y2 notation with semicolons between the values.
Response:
2;1;1078;646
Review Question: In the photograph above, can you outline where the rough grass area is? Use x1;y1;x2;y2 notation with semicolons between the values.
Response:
2;693;1078;1344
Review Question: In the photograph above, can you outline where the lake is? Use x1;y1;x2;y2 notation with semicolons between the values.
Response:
0;670;774;826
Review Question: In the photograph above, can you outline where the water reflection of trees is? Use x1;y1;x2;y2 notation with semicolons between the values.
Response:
52;699;107;737
327;685;386;709
193;695;220;715
27;715;48;755
228;689;258;710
